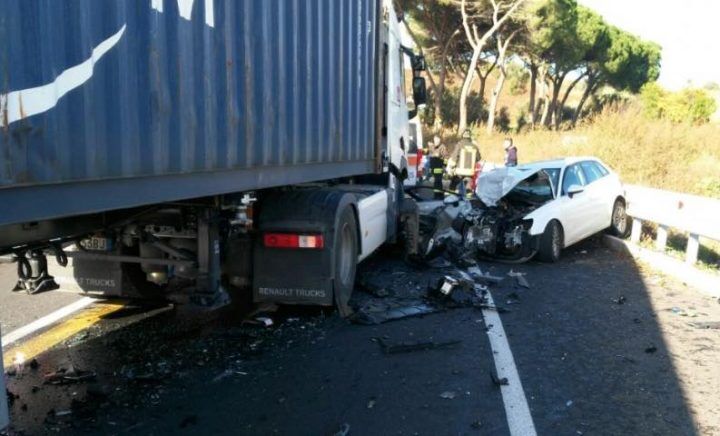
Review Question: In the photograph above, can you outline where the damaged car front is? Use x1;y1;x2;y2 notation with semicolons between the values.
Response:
455;167;557;263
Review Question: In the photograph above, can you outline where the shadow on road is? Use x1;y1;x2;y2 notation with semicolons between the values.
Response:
2;235;709;435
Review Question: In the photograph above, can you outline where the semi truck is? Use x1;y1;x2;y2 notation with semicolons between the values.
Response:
0;0;426;319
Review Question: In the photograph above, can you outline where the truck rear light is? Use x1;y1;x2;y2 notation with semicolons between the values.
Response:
263;233;324;249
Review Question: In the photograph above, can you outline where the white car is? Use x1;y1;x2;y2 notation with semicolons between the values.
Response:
462;157;628;262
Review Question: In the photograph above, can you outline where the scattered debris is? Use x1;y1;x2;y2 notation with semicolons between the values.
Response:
490;373;509;387
613;296;626;305
439;391;457;400
367;398;376;409
333;423;351;436
478;304;510;313
508;270;530;288
427;257;453;269
566;400;574;407
689;321;720;330
55;410;72;417
243;316;274;327
377;338;462;355
467;266;504;284
351;301;438;325
471;420;483;429
669;306;698;317
44;366;97;385
644;345;658;354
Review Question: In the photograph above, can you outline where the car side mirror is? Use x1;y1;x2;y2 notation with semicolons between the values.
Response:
412;77;427;106
567;184;584;198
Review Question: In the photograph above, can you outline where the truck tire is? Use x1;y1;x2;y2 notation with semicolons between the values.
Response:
609;198;629;238
537;220;563;263
334;206;358;317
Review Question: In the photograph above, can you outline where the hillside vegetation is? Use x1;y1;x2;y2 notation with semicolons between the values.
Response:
441;105;720;198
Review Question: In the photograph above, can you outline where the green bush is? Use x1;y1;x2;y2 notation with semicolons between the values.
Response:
640;82;717;124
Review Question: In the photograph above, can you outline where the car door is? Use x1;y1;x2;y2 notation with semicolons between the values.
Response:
556;163;594;246
579;161;612;232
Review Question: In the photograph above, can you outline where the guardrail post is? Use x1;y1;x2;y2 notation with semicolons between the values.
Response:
630;218;642;243
656;225;668;251
686;233;700;265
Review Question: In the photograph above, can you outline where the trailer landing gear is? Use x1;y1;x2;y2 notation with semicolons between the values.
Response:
13;249;63;295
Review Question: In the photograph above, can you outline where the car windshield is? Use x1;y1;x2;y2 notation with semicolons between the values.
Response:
505;170;555;205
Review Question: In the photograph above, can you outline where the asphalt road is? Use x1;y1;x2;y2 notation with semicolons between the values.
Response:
0;264;85;334
2;237;719;435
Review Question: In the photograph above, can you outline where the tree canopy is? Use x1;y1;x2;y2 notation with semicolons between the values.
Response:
398;0;665;131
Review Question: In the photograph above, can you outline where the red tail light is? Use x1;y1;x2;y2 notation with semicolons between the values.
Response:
263;233;324;249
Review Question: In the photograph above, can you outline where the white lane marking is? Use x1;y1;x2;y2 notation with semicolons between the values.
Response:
1;297;96;347
0;24;126;127
482;290;537;436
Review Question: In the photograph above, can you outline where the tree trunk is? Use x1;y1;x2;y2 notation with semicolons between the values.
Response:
458;48;482;133
547;73;566;128
534;66;547;123
528;62;538;126
458;0;526;133
539;79;552;127
486;69;507;135
572;76;598;126
555;72;586;129
432;62;447;131
485;31;516;135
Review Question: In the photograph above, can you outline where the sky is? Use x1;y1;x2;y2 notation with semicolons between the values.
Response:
578;0;720;90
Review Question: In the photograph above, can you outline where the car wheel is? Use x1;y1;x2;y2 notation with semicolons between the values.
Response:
333;207;358;318
537;220;562;263
609;199;629;238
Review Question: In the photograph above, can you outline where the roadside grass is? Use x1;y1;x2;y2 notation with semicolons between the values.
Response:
429;105;720;198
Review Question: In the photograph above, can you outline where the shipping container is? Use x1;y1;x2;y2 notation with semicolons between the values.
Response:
0;0;379;228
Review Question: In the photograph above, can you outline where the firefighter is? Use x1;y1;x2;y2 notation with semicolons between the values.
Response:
428;137;447;200
447;130;481;196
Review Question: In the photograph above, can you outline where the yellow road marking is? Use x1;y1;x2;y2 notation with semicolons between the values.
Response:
3;300;125;368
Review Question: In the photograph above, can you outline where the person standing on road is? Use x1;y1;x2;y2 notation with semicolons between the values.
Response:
504;138;518;167
428;136;447;199
447;130;481;196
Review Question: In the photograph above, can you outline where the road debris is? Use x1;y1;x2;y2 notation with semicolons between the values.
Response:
377;338;462;354
490;373;509;387
508;270;530;288
613;296;627;305
44;366;97;385
689;321;720;330
367;398;376;409
439;391;456;399
333;423;351;436
351;300;438;325
644;345;658;354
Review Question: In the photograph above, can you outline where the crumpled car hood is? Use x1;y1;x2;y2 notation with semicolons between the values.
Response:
474;167;542;207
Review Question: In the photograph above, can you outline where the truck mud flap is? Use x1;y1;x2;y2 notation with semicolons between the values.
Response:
252;189;357;306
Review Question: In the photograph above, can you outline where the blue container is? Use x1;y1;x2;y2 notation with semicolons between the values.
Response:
0;0;379;227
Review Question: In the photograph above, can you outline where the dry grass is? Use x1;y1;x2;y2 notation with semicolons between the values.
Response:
449;105;720;198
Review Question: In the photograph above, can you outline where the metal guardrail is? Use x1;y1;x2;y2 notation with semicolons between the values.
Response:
626;185;720;264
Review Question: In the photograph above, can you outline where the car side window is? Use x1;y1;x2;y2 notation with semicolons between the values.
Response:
580;161;603;184
595;162;609;176
562;164;586;195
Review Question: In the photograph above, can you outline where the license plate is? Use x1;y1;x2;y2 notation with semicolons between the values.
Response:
79;236;112;251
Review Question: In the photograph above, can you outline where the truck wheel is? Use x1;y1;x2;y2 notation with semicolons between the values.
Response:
334;207;358;317
609;199;629;238
537;220;562;263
